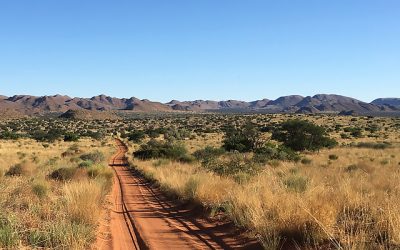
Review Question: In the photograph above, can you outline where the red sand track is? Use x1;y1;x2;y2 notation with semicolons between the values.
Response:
98;139;261;250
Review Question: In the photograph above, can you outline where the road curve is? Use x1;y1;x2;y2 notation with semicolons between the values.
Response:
102;139;261;250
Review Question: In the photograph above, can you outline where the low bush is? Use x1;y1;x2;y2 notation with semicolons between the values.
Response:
6;163;29;176
125;130;146;143
301;158;312;165
222;123;262;152
193;146;225;161
253;143;300;163
356;142;391;149
32;180;49;199
344;127;363;138
284;175;308;193
78;160;93;168
64;133;80;142
329;154;339;160
49;167;77;181
134;140;192;162
0;131;21;140
202;153;261;180
272;120;337;151
30;129;63;142
80;151;105;163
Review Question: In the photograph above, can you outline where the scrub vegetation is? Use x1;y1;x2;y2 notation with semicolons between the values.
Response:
1;113;399;249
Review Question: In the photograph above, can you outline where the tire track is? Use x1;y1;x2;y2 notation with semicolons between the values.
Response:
108;139;262;250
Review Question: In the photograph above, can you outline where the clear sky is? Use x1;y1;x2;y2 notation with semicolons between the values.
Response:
0;1;399;102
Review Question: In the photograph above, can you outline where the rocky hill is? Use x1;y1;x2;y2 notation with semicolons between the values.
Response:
0;94;399;117
371;98;400;108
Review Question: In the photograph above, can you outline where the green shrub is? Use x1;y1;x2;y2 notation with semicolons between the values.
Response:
32;181;49;199
125;130;146;143
5;163;26;176
134;140;191;162
344;127;363;138
0;131;21;140
49;167;76;181
202;153;261;179
64;133;80;142
346;164;358;172
164;128;191;141
31;129;63;142
356;142;391;149
284;175;308;193
80;151;105;163
222;123;262;152
272;119;337;151
329;154;339;160
193;146;225;161
301;158;312;165
254;143;300;163
78;160;94;168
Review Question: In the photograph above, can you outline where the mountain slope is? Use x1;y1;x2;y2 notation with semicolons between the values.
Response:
372;98;400;107
0;94;398;115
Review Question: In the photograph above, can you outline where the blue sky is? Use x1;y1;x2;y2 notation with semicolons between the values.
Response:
0;0;399;102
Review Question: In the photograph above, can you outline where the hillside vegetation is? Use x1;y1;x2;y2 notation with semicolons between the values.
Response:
0;138;114;248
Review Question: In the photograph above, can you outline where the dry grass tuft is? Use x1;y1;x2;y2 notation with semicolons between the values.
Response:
64;181;103;225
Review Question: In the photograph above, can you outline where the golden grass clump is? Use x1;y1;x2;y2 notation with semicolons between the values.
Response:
64;181;103;225
132;143;400;249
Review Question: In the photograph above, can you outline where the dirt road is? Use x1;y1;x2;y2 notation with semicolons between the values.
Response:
100;139;261;250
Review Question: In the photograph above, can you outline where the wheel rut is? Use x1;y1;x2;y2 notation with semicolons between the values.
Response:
100;139;262;250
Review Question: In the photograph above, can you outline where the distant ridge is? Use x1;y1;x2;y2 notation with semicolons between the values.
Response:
0;94;399;117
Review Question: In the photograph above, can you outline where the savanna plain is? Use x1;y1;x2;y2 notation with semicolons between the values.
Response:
0;113;399;249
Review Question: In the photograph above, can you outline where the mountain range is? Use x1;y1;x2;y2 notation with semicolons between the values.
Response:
0;94;399;117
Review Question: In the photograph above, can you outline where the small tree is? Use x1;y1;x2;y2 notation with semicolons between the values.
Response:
272;119;337;151
222;122;263;152
64;133;80;142
126;130;146;143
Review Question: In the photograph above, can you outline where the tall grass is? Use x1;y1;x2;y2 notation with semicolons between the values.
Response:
64;181;103;225
0;138;114;248
131;145;400;249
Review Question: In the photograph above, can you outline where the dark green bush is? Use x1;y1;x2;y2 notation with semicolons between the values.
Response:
202;153;261;179
0;131;21;140
329;154;339;160
164;128;191;141
78;160;93;168
356;142;391;149
134;140;191;162
272;119;337;151
49;167;76;181
344;127;363;138
253;143;300;163
5;164;25;176
31;182;48;198
301;158;312;165
193;146;225;161
222;123;262;152
31;129;63;142
80;151;105;163
64;133;80;142
126;130;146;143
